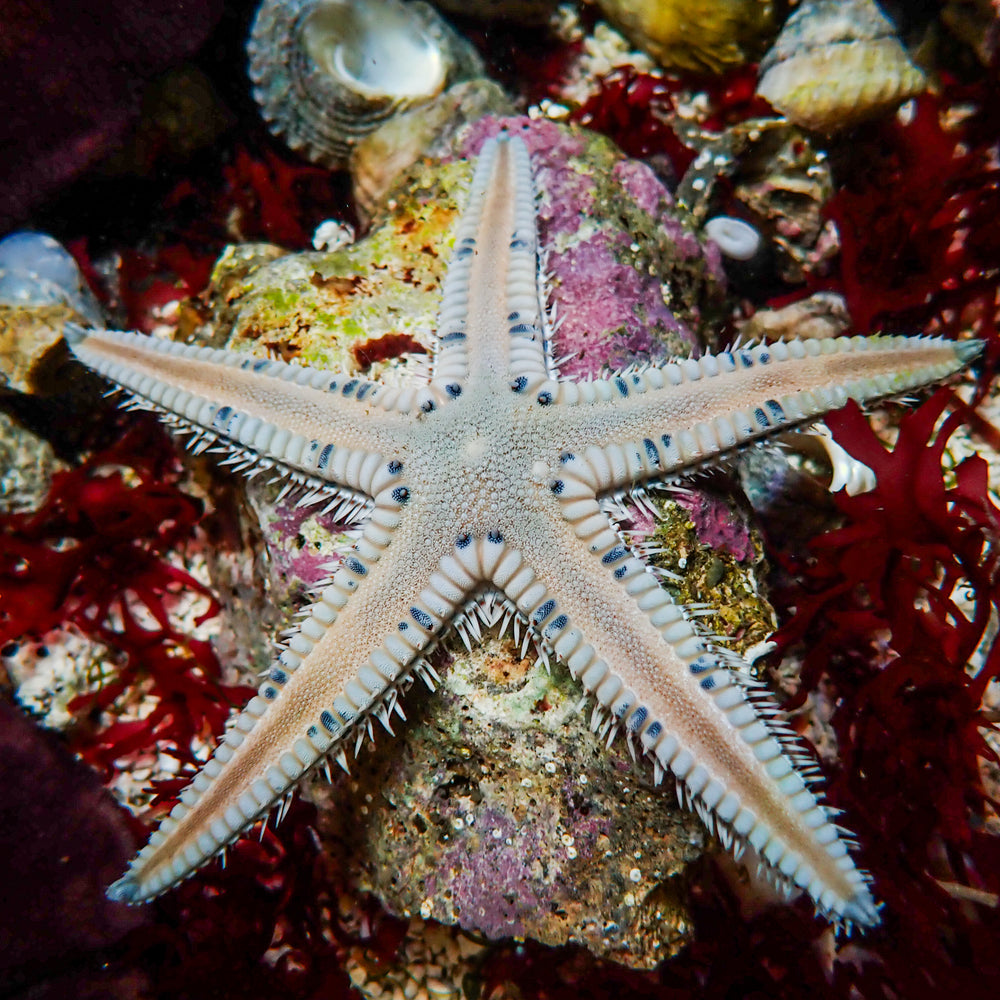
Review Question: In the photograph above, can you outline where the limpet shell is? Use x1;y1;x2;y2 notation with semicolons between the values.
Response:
757;0;926;132
247;0;484;169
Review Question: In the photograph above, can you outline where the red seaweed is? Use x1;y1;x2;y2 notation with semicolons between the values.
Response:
765;390;1000;994
0;421;248;775
117;245;216;332
572;65;774;177
572;67;697;173
219;146;345;248
825;90;1000;365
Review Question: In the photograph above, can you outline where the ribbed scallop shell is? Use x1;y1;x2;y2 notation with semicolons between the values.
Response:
247;0;484;169
757;0;926;132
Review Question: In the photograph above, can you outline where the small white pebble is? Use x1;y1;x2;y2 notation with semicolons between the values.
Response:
629;868;642;883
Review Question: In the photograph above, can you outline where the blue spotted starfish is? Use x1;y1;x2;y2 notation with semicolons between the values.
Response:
66;131;980;927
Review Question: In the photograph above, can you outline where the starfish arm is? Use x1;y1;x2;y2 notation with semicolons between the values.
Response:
65;323;431;497
498;500;878;926
106;504;485;903
534;335;982;493
438;133;552;390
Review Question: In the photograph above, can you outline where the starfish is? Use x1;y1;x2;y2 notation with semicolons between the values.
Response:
65;131;980;928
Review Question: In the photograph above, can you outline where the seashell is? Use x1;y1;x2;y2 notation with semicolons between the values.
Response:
0;232;103;394
737;427;875;549
757;0;926;132
593;0;775;74
704;215;762;261
311;219;356;252
247;0;484;169
350;77;514;221
0;231;102;324
810;429;877;496
739;291;852;344
746;428;877;499
703;215;773;291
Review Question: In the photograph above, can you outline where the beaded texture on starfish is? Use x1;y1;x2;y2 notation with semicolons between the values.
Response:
66;132;980;928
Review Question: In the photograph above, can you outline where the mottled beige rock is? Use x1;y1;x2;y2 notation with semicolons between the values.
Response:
0;303;77;395
310;629;705;968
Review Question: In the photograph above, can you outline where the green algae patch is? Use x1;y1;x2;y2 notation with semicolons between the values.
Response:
650;494;776;662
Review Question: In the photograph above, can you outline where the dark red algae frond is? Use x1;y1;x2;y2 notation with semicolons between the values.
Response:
0;420;247;775
768;390;1000;993
572;65;775;176
826;88;1000;365
222;146;346;248
572;67;697;173
116;244;217;333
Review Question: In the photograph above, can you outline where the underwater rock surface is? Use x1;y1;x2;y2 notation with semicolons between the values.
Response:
0;701;148;997
210;116;727;378
312;637;704;967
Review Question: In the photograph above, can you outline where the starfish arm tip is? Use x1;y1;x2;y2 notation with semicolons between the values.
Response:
956;338;986;364
841;891;882;930
106;873;143;905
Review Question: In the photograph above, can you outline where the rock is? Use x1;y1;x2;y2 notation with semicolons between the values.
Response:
0;410;64;514
0;701;149;995
210;116;727;379
312;632;703;967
